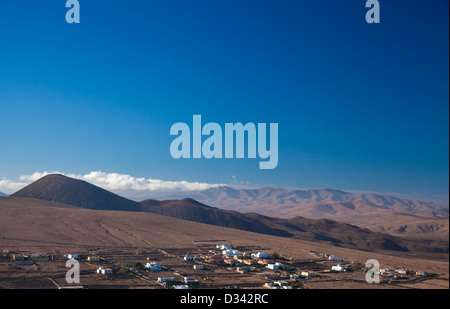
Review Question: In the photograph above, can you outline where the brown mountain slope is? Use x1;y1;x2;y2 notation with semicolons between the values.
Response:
11;174;142;212
1;197;448;278
8;174;448;254
140;198;293;237
140;199;448;254
165;187;449;219
346;213;449;240
150;187;448;239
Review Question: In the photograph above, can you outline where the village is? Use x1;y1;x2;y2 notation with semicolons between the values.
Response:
0;243;440;289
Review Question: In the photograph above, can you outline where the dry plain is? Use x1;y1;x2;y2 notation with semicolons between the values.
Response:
0;197;448;289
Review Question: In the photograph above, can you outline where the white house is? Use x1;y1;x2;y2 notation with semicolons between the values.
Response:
193;264;204;270
395;269;407;275
328;256;340;261
184;277;199;284
158;277;174;283
251;252;270;259
174;285;189;289
222;249;240;256
146;262;162;271
216;244;232;250
96;267;113;275
331;265;344;272
266;262;282;270
67;254;78;260
274;280;288;287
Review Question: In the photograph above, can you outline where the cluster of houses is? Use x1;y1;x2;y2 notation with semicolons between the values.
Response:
264;270;316;289
180;245;369;276
310;251;430;277
96;261;165;277
378;267;426;278
1;250;53;262
181;244;284;272
1;247;430;288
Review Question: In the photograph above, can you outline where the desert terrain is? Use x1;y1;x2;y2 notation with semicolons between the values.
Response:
0;197;448;289
153;187;449;241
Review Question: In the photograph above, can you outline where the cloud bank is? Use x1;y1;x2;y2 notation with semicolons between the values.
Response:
2;171;225;200
0;179;29;193
1;171;447;205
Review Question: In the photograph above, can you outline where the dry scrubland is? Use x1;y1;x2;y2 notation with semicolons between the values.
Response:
0;197;448;289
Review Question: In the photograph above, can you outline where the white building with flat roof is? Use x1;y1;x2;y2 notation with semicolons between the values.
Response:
158;277;174;283
223;249;240;256
251;252;270;258
96;267;113;275
331;265;344;272
146;262;162;271
266;262;282;270
216;244;232;250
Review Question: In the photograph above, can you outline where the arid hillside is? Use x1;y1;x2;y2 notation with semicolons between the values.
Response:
149;186;449;239
0;197;448;280
140;198;448;254
8;174;448;254
11;174;142;212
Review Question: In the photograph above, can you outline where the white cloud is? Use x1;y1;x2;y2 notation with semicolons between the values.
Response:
2;171;224;198
70;171;224;192
18;171;59;182
0;179;29;194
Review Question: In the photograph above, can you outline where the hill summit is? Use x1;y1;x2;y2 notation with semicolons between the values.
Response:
11;174;142;212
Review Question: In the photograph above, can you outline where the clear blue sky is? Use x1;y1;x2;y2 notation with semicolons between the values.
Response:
0;1;448;204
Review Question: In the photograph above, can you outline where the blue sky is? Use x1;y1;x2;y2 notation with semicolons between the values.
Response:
0;1;448;204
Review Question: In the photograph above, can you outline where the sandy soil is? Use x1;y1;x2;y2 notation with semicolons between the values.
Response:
0;197;448;289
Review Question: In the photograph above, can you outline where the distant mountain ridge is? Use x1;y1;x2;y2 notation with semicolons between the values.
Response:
133;186;449;240
139;198;448;254
8;174;448;254
145;186;448;220
0;192;7;197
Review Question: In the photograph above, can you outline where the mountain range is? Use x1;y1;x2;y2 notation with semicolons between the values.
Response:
141;186;449;239
0;192;7;197
7;174;448;255
145;186;448;218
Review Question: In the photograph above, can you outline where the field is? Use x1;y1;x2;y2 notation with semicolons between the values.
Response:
0;197;448;289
